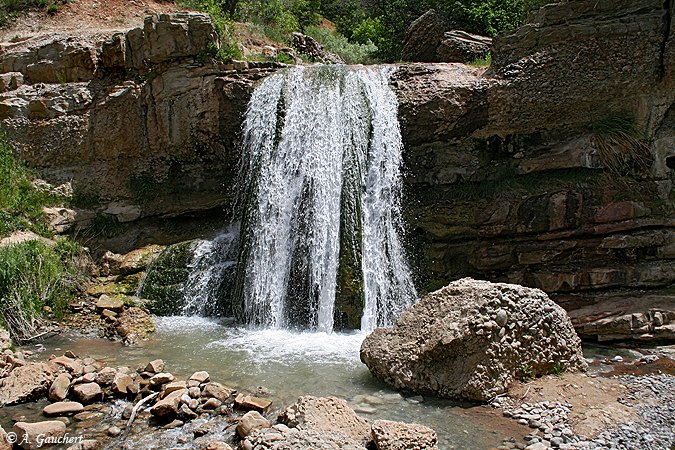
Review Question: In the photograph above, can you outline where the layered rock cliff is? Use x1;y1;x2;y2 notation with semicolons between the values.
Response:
0;13;281;250
397;0;675;341
1;1;673;339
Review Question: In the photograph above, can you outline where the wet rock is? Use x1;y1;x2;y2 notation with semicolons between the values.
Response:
72;382;102;404
95;294;124;313
48;373;71;402
234;393;272;413
361;279;587;401
371;420;438;450
236;411;271;438
279;396;371;444
179;403;198;420
13;421;66;450
189;371;210;383
51;356;84;376
203;397;222;410
112;372;135;395
145;359;165;374
116;307;155;344
149;372;175;386
43;401;84;416
151;389;186;418
96;367;117;386
0;362;57;406
202;382;235;402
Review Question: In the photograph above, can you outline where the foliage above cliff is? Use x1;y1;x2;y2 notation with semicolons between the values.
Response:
180;0;550;61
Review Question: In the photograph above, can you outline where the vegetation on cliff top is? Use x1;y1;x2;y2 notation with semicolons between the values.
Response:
179;0;551;62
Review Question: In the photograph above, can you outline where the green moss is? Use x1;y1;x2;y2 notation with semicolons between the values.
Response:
139;240;196;315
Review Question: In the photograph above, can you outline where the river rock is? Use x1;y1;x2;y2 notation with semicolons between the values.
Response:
0;327;10;351
48;373;71;402
202;382;235;402
162;380;186;397
13;421;66;450
116;307;155;345
0;425;10;450
151;389;186;418
234;393;272;413
149;372;175;386
360;278;587;401
96;367;117;386
43;401;84;416
236;411;271;438
371;420;438;450
50;356;84;376
65;439;98;450
0;362;57;406
189;370;210;383
95;294;124;312
144;359;165;374
72;382;102;404
112;373;135;395
279;396;371;444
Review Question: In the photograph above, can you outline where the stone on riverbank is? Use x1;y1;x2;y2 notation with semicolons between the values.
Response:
371;420;438;450
13;421;66;450
48;373;71;402
279;396;371;444
0;362;57;406
360;278;587;401
43;401;85;416
236;411;271;437
72;382;102;404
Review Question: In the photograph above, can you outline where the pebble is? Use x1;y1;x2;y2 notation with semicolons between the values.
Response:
501;373;675;450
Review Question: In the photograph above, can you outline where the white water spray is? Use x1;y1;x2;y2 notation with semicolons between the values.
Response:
236;65;416;332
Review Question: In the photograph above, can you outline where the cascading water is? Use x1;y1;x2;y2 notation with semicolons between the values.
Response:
234;65;416;333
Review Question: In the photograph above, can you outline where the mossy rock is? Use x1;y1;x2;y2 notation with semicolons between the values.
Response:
140;240;197;315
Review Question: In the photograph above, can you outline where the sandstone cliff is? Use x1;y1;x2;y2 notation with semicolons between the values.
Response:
1;2;673;340
396;0;675;341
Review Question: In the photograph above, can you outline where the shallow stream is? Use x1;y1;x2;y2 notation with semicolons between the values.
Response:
2;316;528;449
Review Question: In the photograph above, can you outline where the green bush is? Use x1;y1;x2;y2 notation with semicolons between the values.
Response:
0;0;66;26
0;239;86;341
0;133;63;237
305;25;378;64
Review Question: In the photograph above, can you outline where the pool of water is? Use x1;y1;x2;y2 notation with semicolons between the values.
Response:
4;316;527;449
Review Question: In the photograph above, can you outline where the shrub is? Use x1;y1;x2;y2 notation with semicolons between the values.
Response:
304;25;378;64
0;239;87;342
0;132;63;237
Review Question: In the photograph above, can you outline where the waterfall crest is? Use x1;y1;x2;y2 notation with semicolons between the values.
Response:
235;65;416;333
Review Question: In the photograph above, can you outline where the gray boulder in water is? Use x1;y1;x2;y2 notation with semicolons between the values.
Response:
360;278;587;402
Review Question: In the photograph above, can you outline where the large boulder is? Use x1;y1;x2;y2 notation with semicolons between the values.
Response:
279;396;371;444
437;30;491;63
360;278;587;402
371;420;437;450
401;10;449;62
0;362;57;406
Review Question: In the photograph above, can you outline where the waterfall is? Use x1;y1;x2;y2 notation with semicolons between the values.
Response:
234;65;416;333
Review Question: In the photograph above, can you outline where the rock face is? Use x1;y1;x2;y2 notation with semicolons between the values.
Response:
401;10;491;63
396;0;675;341
360;278;587;401
0;13;283;254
